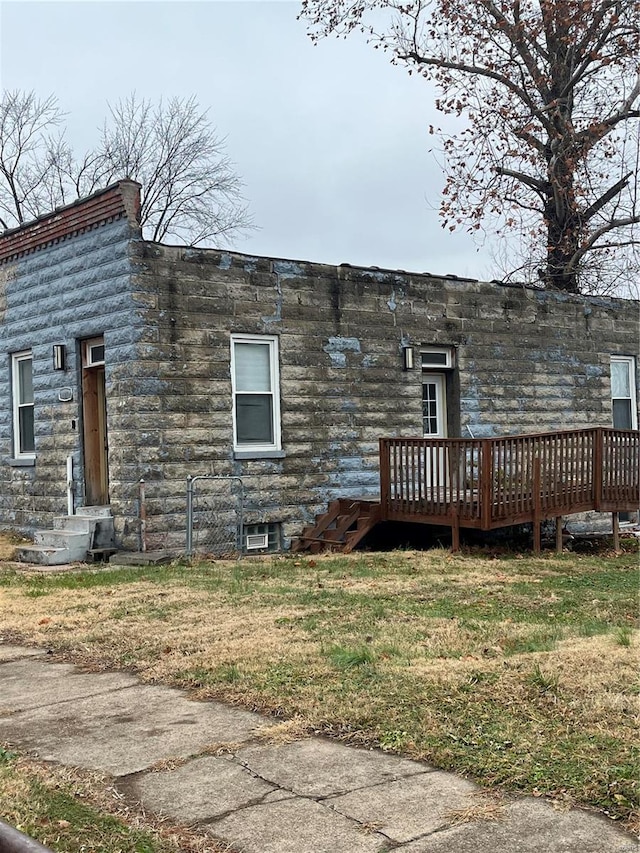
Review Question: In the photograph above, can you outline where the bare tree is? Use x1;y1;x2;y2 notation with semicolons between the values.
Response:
302;0;640;294
0;90;67;230
90;94;252;245
0;90;252;246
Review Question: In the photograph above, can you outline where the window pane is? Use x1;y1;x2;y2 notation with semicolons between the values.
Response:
421;351;448;366
236;394;273;443
19;406;35;453
235;343;271;392
423;383;436;402
611;362;631;399
91;344;105;363
612;399;632;430
18;358;33;404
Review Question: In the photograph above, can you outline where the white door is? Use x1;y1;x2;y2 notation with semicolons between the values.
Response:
422;373;448;490
422;373;447;438
610;356;638;522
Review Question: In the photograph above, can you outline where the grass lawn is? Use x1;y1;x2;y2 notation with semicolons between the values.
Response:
0;537;638;839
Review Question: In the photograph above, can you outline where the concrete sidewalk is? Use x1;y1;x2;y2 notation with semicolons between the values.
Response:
0;645;636;853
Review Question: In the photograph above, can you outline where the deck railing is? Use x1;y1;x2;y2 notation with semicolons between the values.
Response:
379;427;639;532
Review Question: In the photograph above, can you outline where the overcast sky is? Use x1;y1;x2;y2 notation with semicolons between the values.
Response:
0;0;499;278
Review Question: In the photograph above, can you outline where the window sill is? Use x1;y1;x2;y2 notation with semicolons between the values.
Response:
234;449;286;460
8;457;36;467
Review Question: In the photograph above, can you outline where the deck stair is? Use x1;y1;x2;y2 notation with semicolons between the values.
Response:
15;507;115;566
294;499;381;554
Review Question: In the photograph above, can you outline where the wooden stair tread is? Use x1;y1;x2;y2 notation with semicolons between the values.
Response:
295;500;381;553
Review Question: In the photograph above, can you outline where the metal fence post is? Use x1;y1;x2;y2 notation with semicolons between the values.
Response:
186;475;194;558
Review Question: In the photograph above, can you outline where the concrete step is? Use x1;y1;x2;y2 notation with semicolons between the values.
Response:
34;530;90;550
76;505;112;519
54;513;115;549
15;507;116;566
31;530;91;563
15;545;82;566
53;515;96;534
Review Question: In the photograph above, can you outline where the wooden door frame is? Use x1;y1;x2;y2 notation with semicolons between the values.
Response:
81;338;109;505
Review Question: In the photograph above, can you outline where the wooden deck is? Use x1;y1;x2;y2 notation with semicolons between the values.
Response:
379;427;639;552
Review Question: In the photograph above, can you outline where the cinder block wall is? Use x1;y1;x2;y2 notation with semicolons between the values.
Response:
129;244;639;549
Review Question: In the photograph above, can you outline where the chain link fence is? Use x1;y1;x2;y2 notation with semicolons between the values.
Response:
186;475;244;558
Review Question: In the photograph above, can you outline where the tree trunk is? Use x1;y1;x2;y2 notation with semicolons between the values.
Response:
543;145;581;293
545;212;581;292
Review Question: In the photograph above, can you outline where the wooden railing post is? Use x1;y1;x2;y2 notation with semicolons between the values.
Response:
481;439;492;530
533;456;542;555
379;438;390;521
594;427;603;511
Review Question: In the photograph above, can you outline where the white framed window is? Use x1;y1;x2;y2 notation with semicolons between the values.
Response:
82;336;105;368
12;351;35;458
231;335;281;452
421;346;455;369
610;356;638;430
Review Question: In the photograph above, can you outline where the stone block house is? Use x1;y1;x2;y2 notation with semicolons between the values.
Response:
0;181;638;556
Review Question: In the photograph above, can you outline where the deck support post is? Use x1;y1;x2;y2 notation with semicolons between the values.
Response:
533;457;542;555
612;512;620;551
555;517;563;554
451;503;460;553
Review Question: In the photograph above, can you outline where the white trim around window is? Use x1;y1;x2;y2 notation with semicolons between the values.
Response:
230;334;282;454
12;350;35;459
610;355;638;430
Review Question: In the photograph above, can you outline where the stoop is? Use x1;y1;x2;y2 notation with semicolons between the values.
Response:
15;507;115;566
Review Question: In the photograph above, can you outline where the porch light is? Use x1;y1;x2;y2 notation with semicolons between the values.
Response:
52;344;66;371
402;345;414;371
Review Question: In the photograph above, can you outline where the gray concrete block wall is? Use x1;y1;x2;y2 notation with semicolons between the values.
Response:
0;220;142;535
129;244;639;549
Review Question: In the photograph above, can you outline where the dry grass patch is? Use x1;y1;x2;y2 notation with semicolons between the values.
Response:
252;715;315;744
445;794;507;825
0;531;29;561
0;545;638;829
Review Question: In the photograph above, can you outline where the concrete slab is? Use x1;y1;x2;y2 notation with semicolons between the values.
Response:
0;659;137;712
0;646;45;662
236;738;429;797
397;798;638;852
327;771;479;842
208;797;387;853
127;755;277;823
0;683;267;776
109;551;176;566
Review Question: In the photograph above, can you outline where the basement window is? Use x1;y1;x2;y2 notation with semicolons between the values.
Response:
244;523;281;553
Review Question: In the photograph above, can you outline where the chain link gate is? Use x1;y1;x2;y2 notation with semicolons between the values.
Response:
186;475;244;558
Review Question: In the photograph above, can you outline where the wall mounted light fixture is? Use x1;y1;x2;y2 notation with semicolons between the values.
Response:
402;345;414;371
53;344;66;371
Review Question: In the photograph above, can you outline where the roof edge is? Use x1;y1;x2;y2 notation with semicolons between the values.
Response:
0;180;142;264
